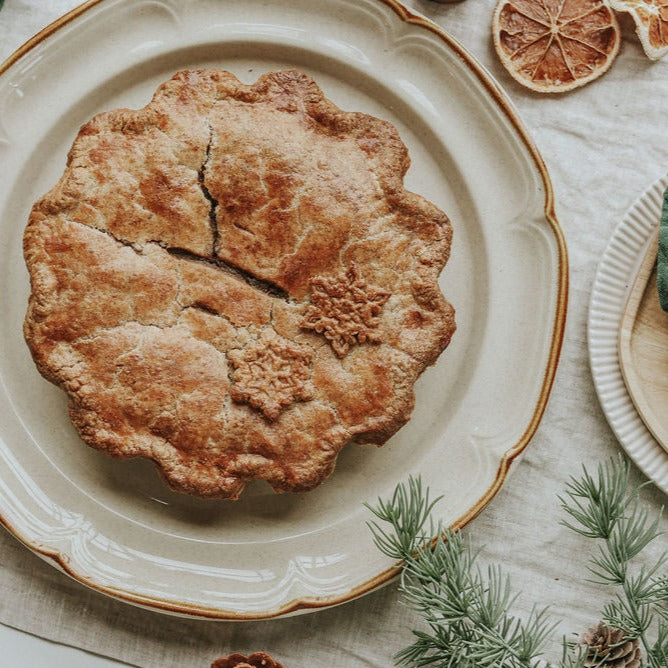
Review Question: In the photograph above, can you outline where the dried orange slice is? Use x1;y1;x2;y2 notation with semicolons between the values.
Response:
493;0;621;93
610;0;668;60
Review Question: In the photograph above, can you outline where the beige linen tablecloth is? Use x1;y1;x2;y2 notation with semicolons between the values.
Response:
1;1;666;666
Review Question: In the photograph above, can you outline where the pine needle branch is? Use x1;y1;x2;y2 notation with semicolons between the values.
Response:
558;454;633;539
366;456;666;667
365;475;442;562
367;477;555;667
560;455;666;668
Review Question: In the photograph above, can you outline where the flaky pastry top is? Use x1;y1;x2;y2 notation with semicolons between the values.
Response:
24;69;455;498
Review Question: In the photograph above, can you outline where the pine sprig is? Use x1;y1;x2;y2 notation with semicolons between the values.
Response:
366;457;666;667
366;475;441;561
560;455;667;668
367;477;554;667
558;456;632;539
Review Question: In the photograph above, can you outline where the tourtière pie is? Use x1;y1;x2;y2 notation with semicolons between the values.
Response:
23;69;455;499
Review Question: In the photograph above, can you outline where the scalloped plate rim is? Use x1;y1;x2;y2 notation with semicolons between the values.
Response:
0;0;568;619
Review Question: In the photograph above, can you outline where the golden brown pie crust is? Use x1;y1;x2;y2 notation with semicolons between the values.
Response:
23;69;455;499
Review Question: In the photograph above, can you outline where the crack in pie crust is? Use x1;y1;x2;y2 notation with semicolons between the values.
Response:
23;69;456;499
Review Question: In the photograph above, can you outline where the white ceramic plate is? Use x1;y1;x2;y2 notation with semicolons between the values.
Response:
589;174;668;495
0;0;567;618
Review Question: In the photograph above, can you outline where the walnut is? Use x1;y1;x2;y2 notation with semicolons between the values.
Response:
301;264;390;357
211;652;283;668
228;327;313;419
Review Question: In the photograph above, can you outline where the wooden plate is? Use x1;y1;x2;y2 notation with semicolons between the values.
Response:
619;228;668;453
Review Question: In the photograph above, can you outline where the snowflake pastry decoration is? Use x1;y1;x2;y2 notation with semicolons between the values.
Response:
301;264;391;358
228;327;314;420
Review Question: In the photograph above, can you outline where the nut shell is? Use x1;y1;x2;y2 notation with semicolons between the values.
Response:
211;652;283;668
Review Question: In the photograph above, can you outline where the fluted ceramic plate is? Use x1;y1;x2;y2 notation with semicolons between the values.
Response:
589;174;668;494
0;0;567;618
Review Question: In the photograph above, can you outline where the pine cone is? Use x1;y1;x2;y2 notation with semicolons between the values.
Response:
211;652;283;668
580;623;642;668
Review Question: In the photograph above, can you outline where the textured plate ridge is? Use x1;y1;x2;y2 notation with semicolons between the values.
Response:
589;173;668;493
